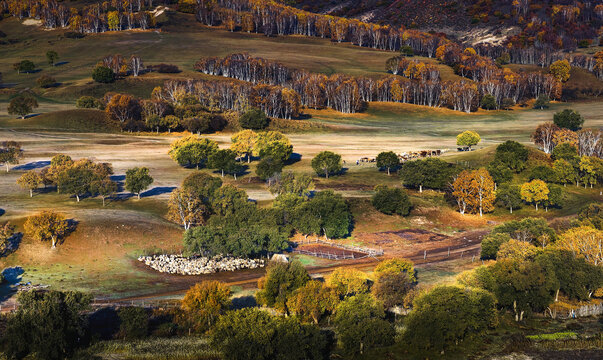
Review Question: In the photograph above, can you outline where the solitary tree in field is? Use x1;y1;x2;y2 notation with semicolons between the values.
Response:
520;179;549;210
13;60;35;74
456;130;481;150
125;167;154;199
169;136;219;169
376;151;400;176
208;149;238;177
90;178;118;206
57;167;95;202
8;95;39;119
311;151;342;179
24;211;70;249
554;109;584;131
46;50;59;66
92;66;115;83
0;141;22;172
17;170;41;197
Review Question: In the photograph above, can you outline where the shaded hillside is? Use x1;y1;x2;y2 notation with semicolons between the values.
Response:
295;0;602;47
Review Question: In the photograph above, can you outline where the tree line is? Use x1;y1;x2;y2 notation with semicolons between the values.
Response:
1;0;157;33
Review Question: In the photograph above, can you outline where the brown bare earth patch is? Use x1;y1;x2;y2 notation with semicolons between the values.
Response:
295;244;368;259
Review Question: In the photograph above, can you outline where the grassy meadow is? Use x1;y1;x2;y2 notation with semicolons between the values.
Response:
0;10;602;301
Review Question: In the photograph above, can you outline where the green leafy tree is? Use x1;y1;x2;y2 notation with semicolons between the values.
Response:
549;59;571;82
256;157;283;181
554;109;584;131
553;159;577;186
372;271;414;308
404;286;497;355
13;60;35;74
239;108;269;129
334;294;395;355
253;131;292;162
125;167;154;199
210;184;249;216
92;65;115;83
268;171;314;199
118;307;149;340
211;308;330;360
311;151;342;179
481;94;497;110
487;259;558;321
169;136;219;169
57;166;95;202
90;178;118;206
552;142;579;162
400;158;459;192
46;50;59;66
208;149;238;177
456;130;481;149
543;184;563;211
293;190;352;239
529;165;556;182
3;290;91;360
480;233;511;260
76;96;100;109
533;95;550;109
496;183;522;213
8;94;39;119
494;140;529;173
492;217;557;247
371;185;411;216
376;151;400;175
487;161;514;185
182;171;222;204
256;260;310;314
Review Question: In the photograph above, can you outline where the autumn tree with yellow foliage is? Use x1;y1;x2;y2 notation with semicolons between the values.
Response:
451;169;495;216
557;226;603;266
520;179;549;211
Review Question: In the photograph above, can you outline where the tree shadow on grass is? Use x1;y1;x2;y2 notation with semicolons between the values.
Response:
12;160;50;171
0;267;24;302
231;295;257;310
285;153;302;166
0;232;22;258
141;186;176;198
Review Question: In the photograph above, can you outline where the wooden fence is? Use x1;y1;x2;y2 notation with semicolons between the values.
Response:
295;238;384;257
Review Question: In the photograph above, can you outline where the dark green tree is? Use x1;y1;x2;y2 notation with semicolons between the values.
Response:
125;167;154;199
494;140;529;173
56;166;95;202
492;217;557;247
256;157;284;181
372;186;411;216
256;260;310;314
533;95;550;109
553;109;584;131
495;183;522;213
577;203;603;229
46;50;59;65
376;151;400;175
2;290;91;360
239;108;269;130
480;233;511;260
311;151;342;179
294;190;351;239
487;161;514;185
371;271;414;308
334;294;395;356
211;308;330;360
92;66;115;83
404;286;497;356
543;184;563;211
481;94;497;110
400;158;459;192
182;171;223;204
13;60;35;73
529;165;556;182
552;142;579;162
118;307;149;340
208;149;238;177
7;94;39;119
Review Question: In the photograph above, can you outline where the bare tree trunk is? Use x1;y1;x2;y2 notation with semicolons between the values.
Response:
29;189;33;197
